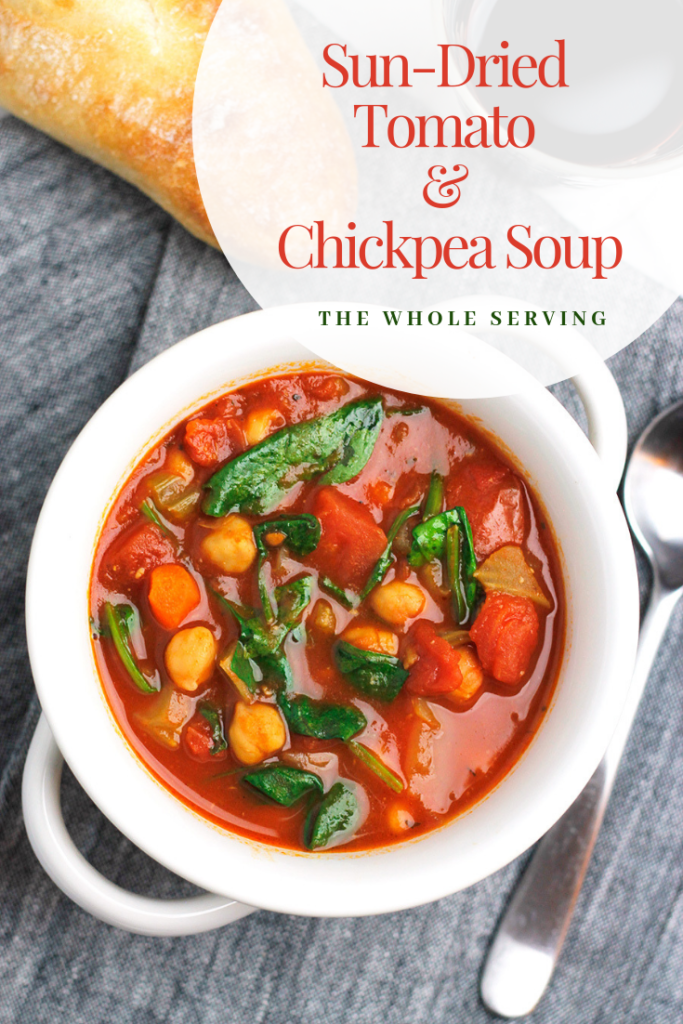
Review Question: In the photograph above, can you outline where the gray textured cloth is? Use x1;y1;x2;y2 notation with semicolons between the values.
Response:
1;114;683;1024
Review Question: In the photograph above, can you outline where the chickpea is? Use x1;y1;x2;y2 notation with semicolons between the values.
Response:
164;626;217;692
201;514;257;574
342;624;399;656
370;581;426;628
447;646;484;703
166;448;194;483
245;407;286;447
229;701;286;765
310;599;336;635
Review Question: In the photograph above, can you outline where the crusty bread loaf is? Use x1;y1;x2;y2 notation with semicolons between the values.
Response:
0;1;357;259
0;0;221;245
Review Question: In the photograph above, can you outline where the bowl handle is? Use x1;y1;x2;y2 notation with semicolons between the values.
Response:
22;714;257;936
571;361;628;491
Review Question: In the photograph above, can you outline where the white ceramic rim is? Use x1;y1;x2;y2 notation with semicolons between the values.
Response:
25;306;639;918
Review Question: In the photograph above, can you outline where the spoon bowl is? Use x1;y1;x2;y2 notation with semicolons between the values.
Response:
623;398;683;591
482;394;683;1018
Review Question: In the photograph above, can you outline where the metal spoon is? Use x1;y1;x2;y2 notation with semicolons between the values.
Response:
481;399;683;1019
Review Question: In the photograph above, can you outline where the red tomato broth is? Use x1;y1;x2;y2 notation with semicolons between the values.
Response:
90;372;565;853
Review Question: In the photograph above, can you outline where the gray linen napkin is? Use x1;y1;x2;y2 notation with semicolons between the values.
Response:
1;115;682;1024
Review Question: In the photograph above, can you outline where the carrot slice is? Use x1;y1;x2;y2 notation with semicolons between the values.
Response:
148;564;200;630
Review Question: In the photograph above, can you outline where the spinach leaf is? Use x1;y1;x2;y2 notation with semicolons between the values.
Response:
199;704;228;755
319;576;358;610
409;506;478;621
306;782;360;850
334;641;408;702
279;694;367;740
104;602;159;694
90;615;109;639
408;507;460;567
274;576;313;629
253;515;320;620
347;741;404;793
213;581;310;696
212;588;292;657
203;397;384;516
258;650;294;692
210;589;256;632
227;640;262;695
254;515;321;559
359;505;420;600
140;498;175;541
243;764;323;806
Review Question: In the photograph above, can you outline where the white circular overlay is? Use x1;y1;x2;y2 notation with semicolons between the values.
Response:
193;0;683;395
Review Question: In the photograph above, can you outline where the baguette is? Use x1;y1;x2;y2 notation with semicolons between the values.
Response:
0;1;356;260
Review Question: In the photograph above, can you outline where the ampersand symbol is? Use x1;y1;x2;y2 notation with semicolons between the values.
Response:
423;164;469;208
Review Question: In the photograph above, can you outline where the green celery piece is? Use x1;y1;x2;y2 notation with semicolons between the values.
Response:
359;505;420;600
279;694;367;740
243;764;323;806
104;603;158;694
253;515;320;621
199;704;228;755
149;471;186;507
319;576;358;610
334;641;408;702
459;511;478;610
347;741;404;793
165;487;202;521
423;471;444;518
446;523;467;624
203;397;384;516
307;782;360;850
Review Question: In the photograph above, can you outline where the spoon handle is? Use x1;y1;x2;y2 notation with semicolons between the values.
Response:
480;578;682;1019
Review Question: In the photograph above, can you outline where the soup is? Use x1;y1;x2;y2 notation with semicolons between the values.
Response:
90;371;564;853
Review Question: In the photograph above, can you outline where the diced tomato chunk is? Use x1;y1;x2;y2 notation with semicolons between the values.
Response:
470;592;539;684
311;487;387;589
103;523;175;585
405;620;464;696
184;417;243;468
447;457;527;560
308;375;349;401
184;716;225;761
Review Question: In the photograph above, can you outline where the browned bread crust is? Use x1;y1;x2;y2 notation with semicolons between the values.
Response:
0;0;221;246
